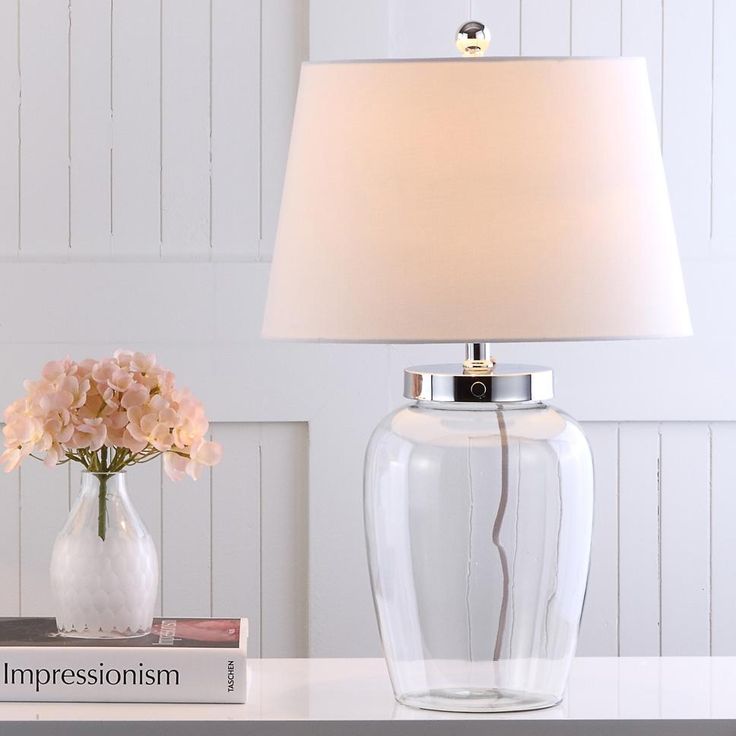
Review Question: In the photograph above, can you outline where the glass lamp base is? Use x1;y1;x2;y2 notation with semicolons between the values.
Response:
364;398;594;714
397;688;560;713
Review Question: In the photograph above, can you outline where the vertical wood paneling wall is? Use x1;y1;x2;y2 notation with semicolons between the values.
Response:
0;0;306;258
579;422;732;657
0;0;735;657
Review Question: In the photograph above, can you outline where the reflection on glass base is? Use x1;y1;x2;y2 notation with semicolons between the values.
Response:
397;687;561;713
56;626;151;640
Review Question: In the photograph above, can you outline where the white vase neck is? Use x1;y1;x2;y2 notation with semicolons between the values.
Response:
79;471;129;498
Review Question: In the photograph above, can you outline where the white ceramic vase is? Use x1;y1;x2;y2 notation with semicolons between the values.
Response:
50;471;158;638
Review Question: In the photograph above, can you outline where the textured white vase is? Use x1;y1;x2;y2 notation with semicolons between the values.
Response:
50;472;158;638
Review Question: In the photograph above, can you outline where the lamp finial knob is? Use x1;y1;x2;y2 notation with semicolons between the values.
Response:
456;21;490;57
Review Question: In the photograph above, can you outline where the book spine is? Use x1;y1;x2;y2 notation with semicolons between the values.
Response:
0;646;246;703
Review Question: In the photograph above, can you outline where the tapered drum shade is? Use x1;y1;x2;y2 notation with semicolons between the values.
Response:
262;57;691;342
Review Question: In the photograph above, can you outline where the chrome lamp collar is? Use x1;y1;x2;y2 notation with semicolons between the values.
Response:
404;342;553;403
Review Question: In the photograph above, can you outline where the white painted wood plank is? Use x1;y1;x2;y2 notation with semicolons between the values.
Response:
308;349;390;657
618;423;661;656
310;0;391;60
260;422;308;656
0;0;19;254
126;457;163;616
18;0;69;254
111;0;160;255
577;422;618;656
210;0;259;257
474;0;521;57
260;0;308;259
388;0;468;58
69;0;111;254
571;0;620;56
161;0;210;255
710;423;736;654
711;0;736;249
662;0;712;256
161;466;211;617
0;460;20;615
211;423;261;655
621;0;663;135
19;461;68;615
660;423;710;655
520;0;570;56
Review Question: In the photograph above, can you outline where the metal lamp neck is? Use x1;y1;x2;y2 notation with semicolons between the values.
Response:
463;342;497;375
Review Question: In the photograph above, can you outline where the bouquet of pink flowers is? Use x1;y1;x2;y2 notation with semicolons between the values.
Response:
1;351;222;538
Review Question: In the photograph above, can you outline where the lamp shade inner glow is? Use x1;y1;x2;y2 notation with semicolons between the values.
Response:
262;57;692;343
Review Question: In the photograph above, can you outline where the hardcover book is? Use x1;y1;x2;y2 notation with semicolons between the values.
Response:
0;617;248;703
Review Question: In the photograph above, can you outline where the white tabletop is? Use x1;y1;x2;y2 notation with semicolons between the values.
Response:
0;657;735;735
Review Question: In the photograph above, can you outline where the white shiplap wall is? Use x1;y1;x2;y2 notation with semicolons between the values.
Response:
0;0;735;658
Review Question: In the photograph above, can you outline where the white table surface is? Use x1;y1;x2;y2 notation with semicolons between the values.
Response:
1;657;736;735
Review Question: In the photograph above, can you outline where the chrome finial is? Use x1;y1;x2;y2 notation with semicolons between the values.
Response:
456;21;490;57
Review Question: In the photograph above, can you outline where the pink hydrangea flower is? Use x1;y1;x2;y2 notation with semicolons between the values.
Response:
1;351;222;481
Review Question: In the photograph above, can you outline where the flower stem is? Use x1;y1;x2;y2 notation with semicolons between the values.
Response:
97;474;108;541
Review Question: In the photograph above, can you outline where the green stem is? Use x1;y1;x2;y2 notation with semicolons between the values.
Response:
97;474;108;541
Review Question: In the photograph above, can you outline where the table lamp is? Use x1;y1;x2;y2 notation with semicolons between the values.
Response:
263;22;691;713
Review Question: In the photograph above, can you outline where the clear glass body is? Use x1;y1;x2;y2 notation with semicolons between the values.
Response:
50;472;159;638
364;400;593;712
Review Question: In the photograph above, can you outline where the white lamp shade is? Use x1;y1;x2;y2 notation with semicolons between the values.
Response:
263;57;692;343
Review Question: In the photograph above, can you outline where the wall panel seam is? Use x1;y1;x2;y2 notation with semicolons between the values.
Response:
616;421;621;656
258;0;263;251
709;0;715;240
568;0;572;56
708;422;713;655
209;430;214;617
519;0;523;54
258;428;263;657
159;451;164;616
17;465;22;614
208;0;213;250
66;0;71;250
16;468;21;616
109;0;114;239
657;422;662;656
16;0;21;252
158;0;163;253
660;0;664;151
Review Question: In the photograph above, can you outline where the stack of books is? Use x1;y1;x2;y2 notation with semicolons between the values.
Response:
0;617;248;703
